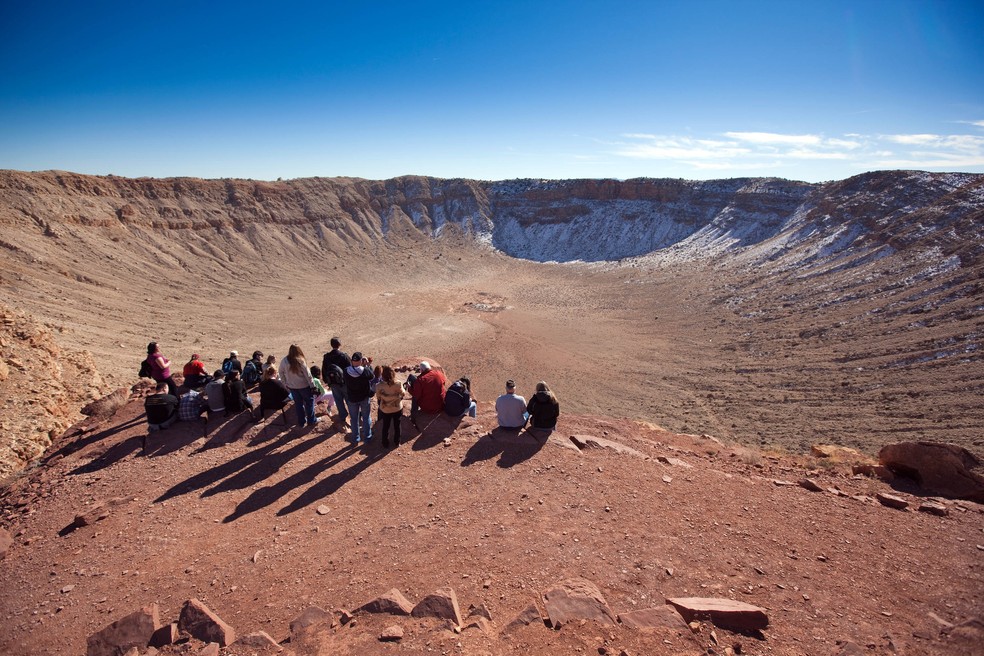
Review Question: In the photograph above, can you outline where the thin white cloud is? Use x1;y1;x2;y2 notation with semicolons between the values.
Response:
609;126;984;176
725;132;821;146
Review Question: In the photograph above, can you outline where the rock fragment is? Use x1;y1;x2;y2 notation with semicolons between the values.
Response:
235;631;282;650
357;588;414;616
0;527;12;560
617;606;688;630
289;605;331;634
411;587;463;626
918;500;949;516
379;625;404;642
178;598;236;647
875;492;909;510
665;597;769;631
570;434;646;458
86;603;161;656
798;478;823;492
502;603;544;633
542;578;616;628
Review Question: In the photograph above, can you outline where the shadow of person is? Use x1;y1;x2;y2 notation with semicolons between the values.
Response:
275;447;387;517
411;413;462;450
48;414;145;464
461;427;546;468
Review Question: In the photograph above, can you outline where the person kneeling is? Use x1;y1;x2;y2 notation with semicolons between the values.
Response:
145;382;179;431
444;376;477;418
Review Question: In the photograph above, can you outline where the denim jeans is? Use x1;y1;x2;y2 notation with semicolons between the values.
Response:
346;397;372;441
330;384;347;421
290;387;317;425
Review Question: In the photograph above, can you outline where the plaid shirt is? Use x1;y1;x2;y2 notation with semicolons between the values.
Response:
178;389;206;421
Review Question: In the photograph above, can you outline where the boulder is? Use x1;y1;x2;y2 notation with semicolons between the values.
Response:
878;442;984;502
411;587;463;626
289;605;331;634
542;578;616;628
357;588;414;615
81;388;129;417
617;606;688;631
178;598;236;647
665;598;769;632
198;644;219;656
86;603;161;656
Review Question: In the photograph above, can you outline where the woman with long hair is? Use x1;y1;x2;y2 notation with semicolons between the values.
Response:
526;381;560;434
259;365;291;416
375;365;406;448
279;345;318;427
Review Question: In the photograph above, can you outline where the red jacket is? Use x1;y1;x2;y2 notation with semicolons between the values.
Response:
183;359;207;377
411;369;447;414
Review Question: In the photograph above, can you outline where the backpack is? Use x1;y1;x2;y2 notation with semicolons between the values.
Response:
325;363;345;386
138;358;152;378
242;360;261;386
222;358;235;375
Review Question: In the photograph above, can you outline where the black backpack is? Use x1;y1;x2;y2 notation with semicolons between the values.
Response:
325;363;345;386
242;360;261;386
138;358;152;378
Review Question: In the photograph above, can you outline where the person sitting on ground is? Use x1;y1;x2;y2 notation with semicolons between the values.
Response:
344;352;376;443
495;379;528;430
242;350;265;388
145;382;179;431
222;370;254;417
182;353;212;389
409;361;447;428
375;365;406;448
264;354;277;373
444;376;477;418
309;366;335;413
204;370;226;414
259;365;291;417
222;350;243;376
178;387;207;423
526;381;561;434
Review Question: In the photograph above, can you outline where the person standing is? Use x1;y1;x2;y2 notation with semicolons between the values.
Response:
344;352;375;443
146;342;178;397
526;381;560;434
375;365;406;448
495;379;528;430
280;345;318;427
321;337;352;427
409;361;447;428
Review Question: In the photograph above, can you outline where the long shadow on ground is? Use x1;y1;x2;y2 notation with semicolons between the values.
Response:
461;428;546;468
222;438;385;521
411;413;461;450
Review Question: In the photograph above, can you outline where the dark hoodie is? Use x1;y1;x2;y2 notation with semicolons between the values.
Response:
526;391;560;429
344;364;373;403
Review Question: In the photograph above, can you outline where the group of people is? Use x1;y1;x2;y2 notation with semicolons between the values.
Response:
141;338;561;444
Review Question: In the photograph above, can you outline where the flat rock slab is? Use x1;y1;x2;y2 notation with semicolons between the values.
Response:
235;631;281;651
799;478;824;492
411;587;463;626
178;598;236;647
617;606;688;631
656;455;693;468
665;597;769;631
357;588;414;616
86;603;161;656
811;444;875;464
569;434;646;459
379;625;404;642
876;492;909;510
542;578;616;628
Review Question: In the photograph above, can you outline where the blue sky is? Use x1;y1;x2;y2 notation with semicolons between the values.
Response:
1;0;982;182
